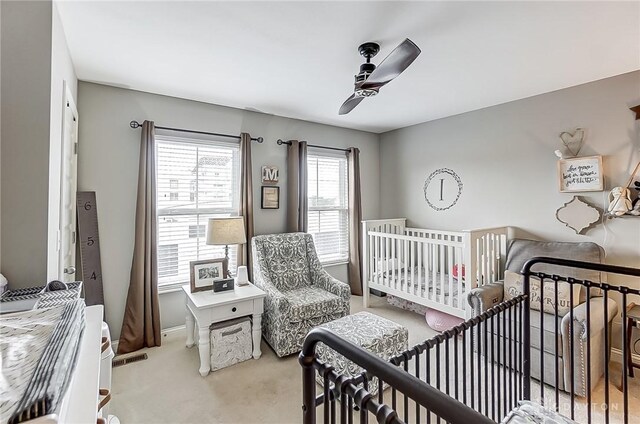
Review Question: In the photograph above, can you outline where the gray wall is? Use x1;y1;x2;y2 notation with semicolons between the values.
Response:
0;1;77;286
1;1;53;286
380;71;640;350
76;82;380;339
47;2;78;280
380;71;639;271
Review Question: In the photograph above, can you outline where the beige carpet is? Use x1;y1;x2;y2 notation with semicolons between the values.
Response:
110;296;639;423
110;295;437;423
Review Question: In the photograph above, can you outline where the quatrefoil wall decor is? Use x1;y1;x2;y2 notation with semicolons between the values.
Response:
555;196;600;234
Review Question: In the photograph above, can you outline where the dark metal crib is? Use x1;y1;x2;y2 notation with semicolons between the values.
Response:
299;257;640;424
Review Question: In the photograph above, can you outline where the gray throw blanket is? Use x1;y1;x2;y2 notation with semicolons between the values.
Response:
0;300;85;424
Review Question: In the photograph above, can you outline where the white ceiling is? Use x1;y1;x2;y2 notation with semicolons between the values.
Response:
57;1;640;133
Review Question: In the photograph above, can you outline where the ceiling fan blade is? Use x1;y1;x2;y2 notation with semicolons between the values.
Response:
360;38;421;90
339;94;364;115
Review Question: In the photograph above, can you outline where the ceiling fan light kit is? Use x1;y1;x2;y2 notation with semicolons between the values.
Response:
339;38;421;115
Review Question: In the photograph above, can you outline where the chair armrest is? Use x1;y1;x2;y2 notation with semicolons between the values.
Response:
313;270;351;305
562;297;618;338
561;296;618;396
467;282;504;316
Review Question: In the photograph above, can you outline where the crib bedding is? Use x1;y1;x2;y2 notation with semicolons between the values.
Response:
0;300;85;424
373;267;463;297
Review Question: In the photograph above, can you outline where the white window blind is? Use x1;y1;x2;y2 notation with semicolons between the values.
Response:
307;151;349;263
156;136;240;287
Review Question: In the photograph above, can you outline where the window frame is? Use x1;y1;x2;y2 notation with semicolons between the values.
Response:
155;133;241;290
306;148;350;265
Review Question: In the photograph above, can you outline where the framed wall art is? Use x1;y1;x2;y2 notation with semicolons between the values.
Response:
423;168;463;211
190;258;228;292
261;166;279;184
558;156;603;192
261;186;280;209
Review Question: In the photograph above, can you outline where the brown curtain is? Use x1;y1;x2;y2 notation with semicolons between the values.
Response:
347;147;363;295
286;140;308;232
118;120;161;354
237;133;255;280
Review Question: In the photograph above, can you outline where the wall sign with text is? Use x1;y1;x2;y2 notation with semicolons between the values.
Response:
423;168;463;211
558;155;603;192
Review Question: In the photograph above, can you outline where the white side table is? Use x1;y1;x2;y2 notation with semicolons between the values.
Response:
182;283;266;376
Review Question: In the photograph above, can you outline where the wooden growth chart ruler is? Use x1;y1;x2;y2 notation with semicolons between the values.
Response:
77;191;105;307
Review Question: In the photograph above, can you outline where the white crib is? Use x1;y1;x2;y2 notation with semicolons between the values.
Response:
362;218;510;318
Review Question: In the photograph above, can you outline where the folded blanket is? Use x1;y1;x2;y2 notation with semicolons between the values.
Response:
0;300;85;424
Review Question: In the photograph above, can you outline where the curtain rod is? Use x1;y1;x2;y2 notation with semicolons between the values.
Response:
276;139;349;153
129;121;264;143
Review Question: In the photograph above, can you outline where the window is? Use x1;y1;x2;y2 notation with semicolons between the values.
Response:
156;135;240;287
158;244;179;278
188;225;206;239
169;179;179;201
307;151;349;263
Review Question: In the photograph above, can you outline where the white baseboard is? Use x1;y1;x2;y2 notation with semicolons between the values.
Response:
162;324;186;339
111;325;186;355
610;347;640;365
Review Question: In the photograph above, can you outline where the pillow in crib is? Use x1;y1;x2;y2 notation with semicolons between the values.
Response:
503;270;580;316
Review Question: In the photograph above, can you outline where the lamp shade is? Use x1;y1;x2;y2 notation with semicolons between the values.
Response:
206;217;247;245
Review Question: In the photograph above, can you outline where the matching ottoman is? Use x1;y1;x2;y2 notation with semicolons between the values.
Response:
315;312;408;395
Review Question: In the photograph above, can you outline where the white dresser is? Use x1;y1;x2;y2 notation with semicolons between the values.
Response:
27;305;106;424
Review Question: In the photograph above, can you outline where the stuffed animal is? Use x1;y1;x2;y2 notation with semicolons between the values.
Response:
628;181;640;216
608;186;633;216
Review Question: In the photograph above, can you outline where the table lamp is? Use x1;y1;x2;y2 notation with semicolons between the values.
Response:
206;217;247;278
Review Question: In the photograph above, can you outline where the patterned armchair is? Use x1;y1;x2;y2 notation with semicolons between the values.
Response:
252;233;351;357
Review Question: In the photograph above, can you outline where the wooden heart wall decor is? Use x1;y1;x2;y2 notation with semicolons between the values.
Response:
559;128;585;157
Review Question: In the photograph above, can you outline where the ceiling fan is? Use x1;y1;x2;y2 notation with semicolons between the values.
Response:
339;38;421;115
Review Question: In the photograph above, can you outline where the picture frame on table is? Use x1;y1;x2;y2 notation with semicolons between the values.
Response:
190;258;228;293
261;186;280;209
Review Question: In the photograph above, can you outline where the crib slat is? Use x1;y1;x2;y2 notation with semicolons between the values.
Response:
482;236;487;286
475;238;481;287
457;246;463;311
374;233;380;288
488;235;492;285
410;240;415;296
368;233;373;289
385;236;391;289
423;243;430;300
404;240;409;295
431;243;437;301
439;244;445;305
491;233;500;283
391;236;396;290
417;242;423;300
448;245;454;308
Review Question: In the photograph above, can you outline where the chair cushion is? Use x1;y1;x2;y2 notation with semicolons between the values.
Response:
255;233;312;291
505;239;604;300
505;239;603;281
286;287;344;322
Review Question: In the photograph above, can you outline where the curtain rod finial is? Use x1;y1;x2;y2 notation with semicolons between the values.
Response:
256;137;264;143
130;121;141;129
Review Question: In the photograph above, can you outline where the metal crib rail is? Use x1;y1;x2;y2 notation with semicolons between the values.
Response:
301;257;639;424
300;327;495;424
522;257;640;424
